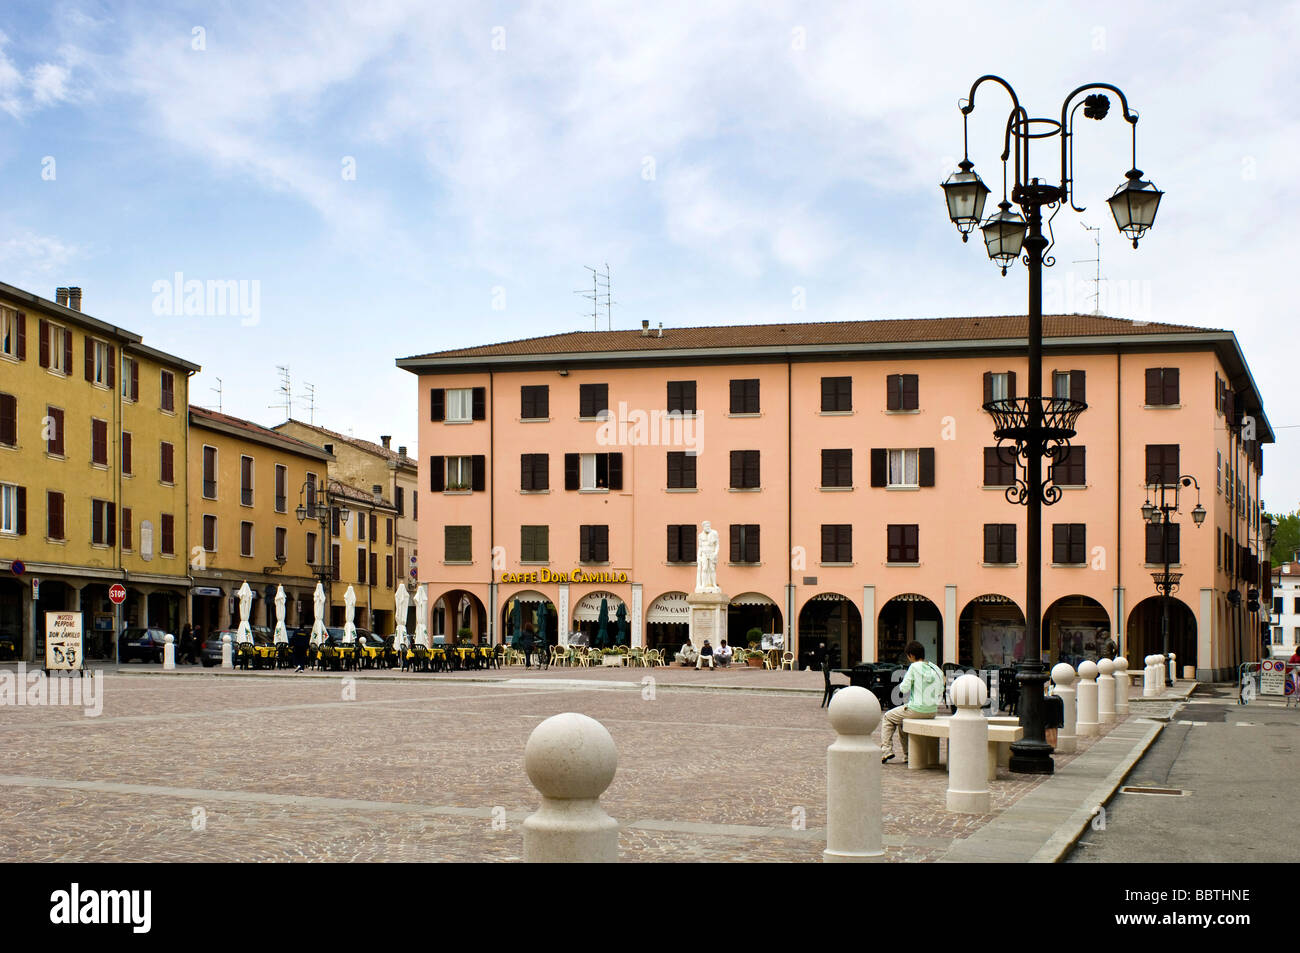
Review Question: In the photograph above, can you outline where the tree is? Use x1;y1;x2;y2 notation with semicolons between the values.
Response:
1266;510;1300;567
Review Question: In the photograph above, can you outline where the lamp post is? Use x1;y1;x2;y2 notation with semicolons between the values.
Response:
943;77;1162;775
1143;476;1205;686
295;479;350;622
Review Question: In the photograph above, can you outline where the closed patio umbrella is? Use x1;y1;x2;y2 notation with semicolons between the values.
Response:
596;598;610;648
616;602;628;646
511;601;523;649
536;602;549;647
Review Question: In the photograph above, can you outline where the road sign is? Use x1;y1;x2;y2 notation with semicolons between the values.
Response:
32;576;39;599
1260;659;1286;695
109;584;127;605
10;559;24;576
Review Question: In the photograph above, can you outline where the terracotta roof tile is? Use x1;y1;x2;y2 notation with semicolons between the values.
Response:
190;406;332;458
400;314;1224;362
273;420;414;466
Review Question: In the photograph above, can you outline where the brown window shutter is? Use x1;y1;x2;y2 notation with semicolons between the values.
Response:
521;454;532;491
1001;525;1016;563
580;525;591;561
15;313;24;360
903;374;919;410
92;500;103;544
608;452;623;490
472;387;486;420
918;448;935;487
564;453;579;491
386;519;393;544
38;319;48;367
48;492;63;539
15;485;25;535
106;503;116;547
53;408;65;456
370;552;378;584
870;448;886;487
1163;367;1179;405
107;345;115;388
984;524;996;563
430;389;444;421
729;525;741;562
1006;371;1016;400
885;376;900;411
1145;524;1161;563
122;508;132;549
62;329;71;373
471;455;486;492
386;555;393;588
1070;369;1085;404
1145;368;1161;404
370;513;377;541
1053;525;1066;564
666;525;678;562
982;372;992;404
131;359;139;401
121;431;131;473
746;525;760;562
0;394;14;446
429;456;445;492
161;442;173;483
84;337;94;381
730;451;743;488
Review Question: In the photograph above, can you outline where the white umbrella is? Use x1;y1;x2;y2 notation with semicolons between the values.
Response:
393;584;410;652
309;582;328;646
413;584;430;649
273;585;289;644
235;581;254;644
343;585;357;644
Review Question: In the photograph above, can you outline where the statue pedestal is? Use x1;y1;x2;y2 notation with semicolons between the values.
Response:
687;590;729;652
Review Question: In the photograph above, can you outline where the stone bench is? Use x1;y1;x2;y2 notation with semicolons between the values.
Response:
903;717;1023;780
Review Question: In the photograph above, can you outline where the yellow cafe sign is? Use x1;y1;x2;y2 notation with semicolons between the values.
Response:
500;568;629;585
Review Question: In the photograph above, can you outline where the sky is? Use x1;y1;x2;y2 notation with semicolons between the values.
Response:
1;1;1297;507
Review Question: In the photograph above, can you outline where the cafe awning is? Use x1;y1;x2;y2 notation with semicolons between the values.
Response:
574;591;624;622
646;591;689;624
507;590;551;606
730;592;778;607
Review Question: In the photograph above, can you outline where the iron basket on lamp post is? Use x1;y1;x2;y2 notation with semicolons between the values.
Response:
295;481;351;614
1143;476;1206;685
941;76;1164;775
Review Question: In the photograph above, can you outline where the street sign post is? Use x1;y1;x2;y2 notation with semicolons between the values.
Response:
109;584;127;605
1260;659;1286;696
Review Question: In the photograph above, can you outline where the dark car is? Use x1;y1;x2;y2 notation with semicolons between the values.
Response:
119;627;172;663
200;627;273;666
0;628;19;661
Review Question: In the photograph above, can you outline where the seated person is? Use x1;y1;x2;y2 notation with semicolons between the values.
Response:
714;640;733;667
880;641;944;764
695;639;715;670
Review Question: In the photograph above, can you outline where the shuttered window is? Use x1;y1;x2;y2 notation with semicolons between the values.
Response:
729;450;760;489
357;547;367;583
160;442;175;484
983;447;1015;486
729;524;760;563
886;524;919;563
521;525;549;562
1050;446;1086;486
821;449;852;487
47;491;65;540
667;524;696;563
241;521;254;557
579;383;609;419
821;376;852;412
1145;444;1180;485
121;508;132;550
983;524;1016;564
579;524;609;562
240;455;254;504
667;380;697;414
91;418;108;465
445;526;472;562
1144;367;1179;405
160;370;175;412
160;513;175;555
203;446;218;498
203;515;217;552
275;465;287;512
667;452;697;489
276;527;287;561
521;385;549;419
821;524;852;563
521;453;549;491
0;394;17;447
982;371;1017;404
90;499;115;546
885;374;918;411
47;406;66;456
1052;524;1087;564
1145;523;1181;564
729;379;760;414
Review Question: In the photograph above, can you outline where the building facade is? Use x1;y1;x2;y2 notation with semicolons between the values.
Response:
272;420;419;609
187;407;333;636
400;315;1273;681
1268;559;1300;659
0;281;199;661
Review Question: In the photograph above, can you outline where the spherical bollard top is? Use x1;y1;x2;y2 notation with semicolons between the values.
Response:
222;634;231;644
827;685;881;736
1051;662;1077;687
951;673;988;708
525;712;618;801
1077;660;1099;681
1097;658;1115;676
1144;654;1158;666
1113;656;1128;673
164;633;173;644
359;636;367;646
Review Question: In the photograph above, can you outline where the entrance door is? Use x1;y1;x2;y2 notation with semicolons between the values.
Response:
914;619;939;666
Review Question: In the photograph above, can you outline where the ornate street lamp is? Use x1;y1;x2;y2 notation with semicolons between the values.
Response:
943;76;1162;775
1144;475;1204;686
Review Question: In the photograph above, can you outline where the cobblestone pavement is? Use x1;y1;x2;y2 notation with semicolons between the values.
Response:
0;668;1131;862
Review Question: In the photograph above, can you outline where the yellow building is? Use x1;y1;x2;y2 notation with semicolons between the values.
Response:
0;281;199;661
316;479;400;634
187;407;334;636
273;419;419;608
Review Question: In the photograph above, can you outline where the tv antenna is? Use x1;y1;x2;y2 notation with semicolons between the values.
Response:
574;263;615;330
270;365;292;419
210;377;223;414
298;382;317;424
1073;222;1105;315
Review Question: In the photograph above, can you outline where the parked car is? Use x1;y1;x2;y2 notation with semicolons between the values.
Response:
118;627;172;663
200;627;272;666
0;628;19;660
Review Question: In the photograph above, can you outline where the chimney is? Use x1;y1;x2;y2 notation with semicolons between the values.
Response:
56;287;69;307
380;435;391;450
641;319;650;336
372;484;383;503
397;446;408;458
68;287;82;311
657;322;664;338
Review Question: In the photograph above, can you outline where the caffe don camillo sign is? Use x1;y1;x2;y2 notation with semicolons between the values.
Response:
45;611;84;671
499;568;629;585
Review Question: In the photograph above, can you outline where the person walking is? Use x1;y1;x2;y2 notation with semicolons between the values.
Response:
290;627;309;673
880;641;944;764
522;624;536;669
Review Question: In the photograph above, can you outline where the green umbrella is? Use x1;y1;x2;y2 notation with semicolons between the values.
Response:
596;598;610;649
615;602;628;646
536;602;549;647
510;601;523;649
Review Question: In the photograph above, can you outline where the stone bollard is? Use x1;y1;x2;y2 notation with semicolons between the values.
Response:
1096;658;1116;724
1168;652;1177;686
222;633;233;670
1143;654;1162;697
1113;657;1130;715
163;633;175;670
1076;660;1099;737
947;674;991;814
1051;663;1078;754
824;686;884;863
522;712;619;863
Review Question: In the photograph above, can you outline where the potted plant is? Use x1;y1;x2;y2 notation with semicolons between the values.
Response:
745;648;766;668
457;627;474;645
601;648;624;666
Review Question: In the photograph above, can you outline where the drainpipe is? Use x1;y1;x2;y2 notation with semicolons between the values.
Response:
787;358;794;656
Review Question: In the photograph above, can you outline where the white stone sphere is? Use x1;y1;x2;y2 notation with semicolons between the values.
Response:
1051;663;1077;686
828;685;881;735
951;673;988;708
1113;656;1128;672
222;634;231;644
1097;658;1115;676
164;633;173;643
1077;660;1099;681
525;712;618;800
1144;654;1158;666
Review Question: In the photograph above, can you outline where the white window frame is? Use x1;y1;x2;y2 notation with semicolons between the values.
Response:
49;324;68;373
240;454;255;506
989;372;1010;402
0;307;16;359
446;456;473;490
92;339;110;386
240;520;254;558
446;388;473;423
121;355;136;400
580;453;610;490
1052;371;1070;399
0;483;17;534
887;449;919;488
203;514;218;553
202;445;219;500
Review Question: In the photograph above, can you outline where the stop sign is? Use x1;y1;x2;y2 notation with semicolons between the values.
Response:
109;584;127;605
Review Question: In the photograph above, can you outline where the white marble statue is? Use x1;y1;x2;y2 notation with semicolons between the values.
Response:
413;584;430;649
235;581;254;644
309;582;328;646
695;521;721;593
393;583;410;651
273;584;288;644
343;585;357;644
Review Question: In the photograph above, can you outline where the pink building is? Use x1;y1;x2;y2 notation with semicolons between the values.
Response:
398;314;1272;680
